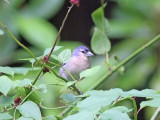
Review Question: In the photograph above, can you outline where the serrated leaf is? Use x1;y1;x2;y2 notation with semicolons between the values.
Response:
86;88;123;97
64;109;99;120
58;49;71;63
38;84;47;93
140;98;160;109
0;112;13;120
77;95;118;111
77;89;123;111
100;109;131;120
0;76;13;96
43;46;63;56
0;66;14;76
17;101;42;120
80;66;100;79
60;93;77;103
0;96;14;107
122;89;160;98
91;28;111;54
44;115;57;120
18;117;33;120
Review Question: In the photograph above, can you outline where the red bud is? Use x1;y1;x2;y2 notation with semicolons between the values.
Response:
14;96;22;107
70;0;80;7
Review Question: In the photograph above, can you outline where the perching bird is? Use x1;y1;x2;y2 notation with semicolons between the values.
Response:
59;46;93;80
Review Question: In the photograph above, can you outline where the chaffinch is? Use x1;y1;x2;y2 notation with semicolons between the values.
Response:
59;46;93;80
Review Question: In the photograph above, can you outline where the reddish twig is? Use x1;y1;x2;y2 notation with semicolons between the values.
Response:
46;4;74;62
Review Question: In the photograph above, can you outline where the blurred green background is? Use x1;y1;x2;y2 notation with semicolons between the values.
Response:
0;0;160;119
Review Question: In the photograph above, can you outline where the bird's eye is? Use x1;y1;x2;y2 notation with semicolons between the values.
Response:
81;51;85;53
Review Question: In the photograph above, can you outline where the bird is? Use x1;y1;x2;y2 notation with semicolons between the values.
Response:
59;46;93;80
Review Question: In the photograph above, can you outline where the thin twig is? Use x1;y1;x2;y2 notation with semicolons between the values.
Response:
46;4;74;62
13;108;17;120
40;102;73;110
20;88;36;105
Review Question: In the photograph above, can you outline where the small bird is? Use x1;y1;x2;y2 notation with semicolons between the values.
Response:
59;46;93;80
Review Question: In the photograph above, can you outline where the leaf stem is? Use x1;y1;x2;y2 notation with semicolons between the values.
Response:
32;67;44;85
132;99;138;120
13;108;17;120
40;102;73;110
151;107;160;120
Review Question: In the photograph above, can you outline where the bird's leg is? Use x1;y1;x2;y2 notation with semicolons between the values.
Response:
72;84;83;95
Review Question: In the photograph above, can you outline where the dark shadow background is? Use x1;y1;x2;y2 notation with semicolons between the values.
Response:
51;0;117;46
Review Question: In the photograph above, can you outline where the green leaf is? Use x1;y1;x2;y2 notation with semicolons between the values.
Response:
91;28;111;54
0;28;4;35
77;89;123;111
12;67;40;75
100;109;131;120
60;93;77;103
44;115;57;120
77;94;119;111
0;76;13;96
19;79;32;87
0;112;13;120
0;96;14;107
64;109;99;120
109;106;132;113
18;17;58;50
17;101;42;120
85;88;123;97
58;49;71;63
80;66;100;79
91;3;107;31
18;117;33;120
0;66;14;76
140;98;160;109
122;89;160;98
12;79;32;89
60;81;77;92
38;84;47;93
43;46;63;56
51;55;62;62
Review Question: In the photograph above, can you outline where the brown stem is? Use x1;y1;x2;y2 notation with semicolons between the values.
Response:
46;4;74;62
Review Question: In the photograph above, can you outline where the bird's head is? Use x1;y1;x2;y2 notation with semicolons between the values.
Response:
72;46;94;57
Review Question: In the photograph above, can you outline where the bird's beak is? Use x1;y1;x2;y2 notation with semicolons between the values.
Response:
87;51;94;56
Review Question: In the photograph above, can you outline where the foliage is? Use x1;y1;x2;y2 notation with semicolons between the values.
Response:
0;0;160;120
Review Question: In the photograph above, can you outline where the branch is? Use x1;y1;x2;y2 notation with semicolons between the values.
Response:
46;4;74;62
